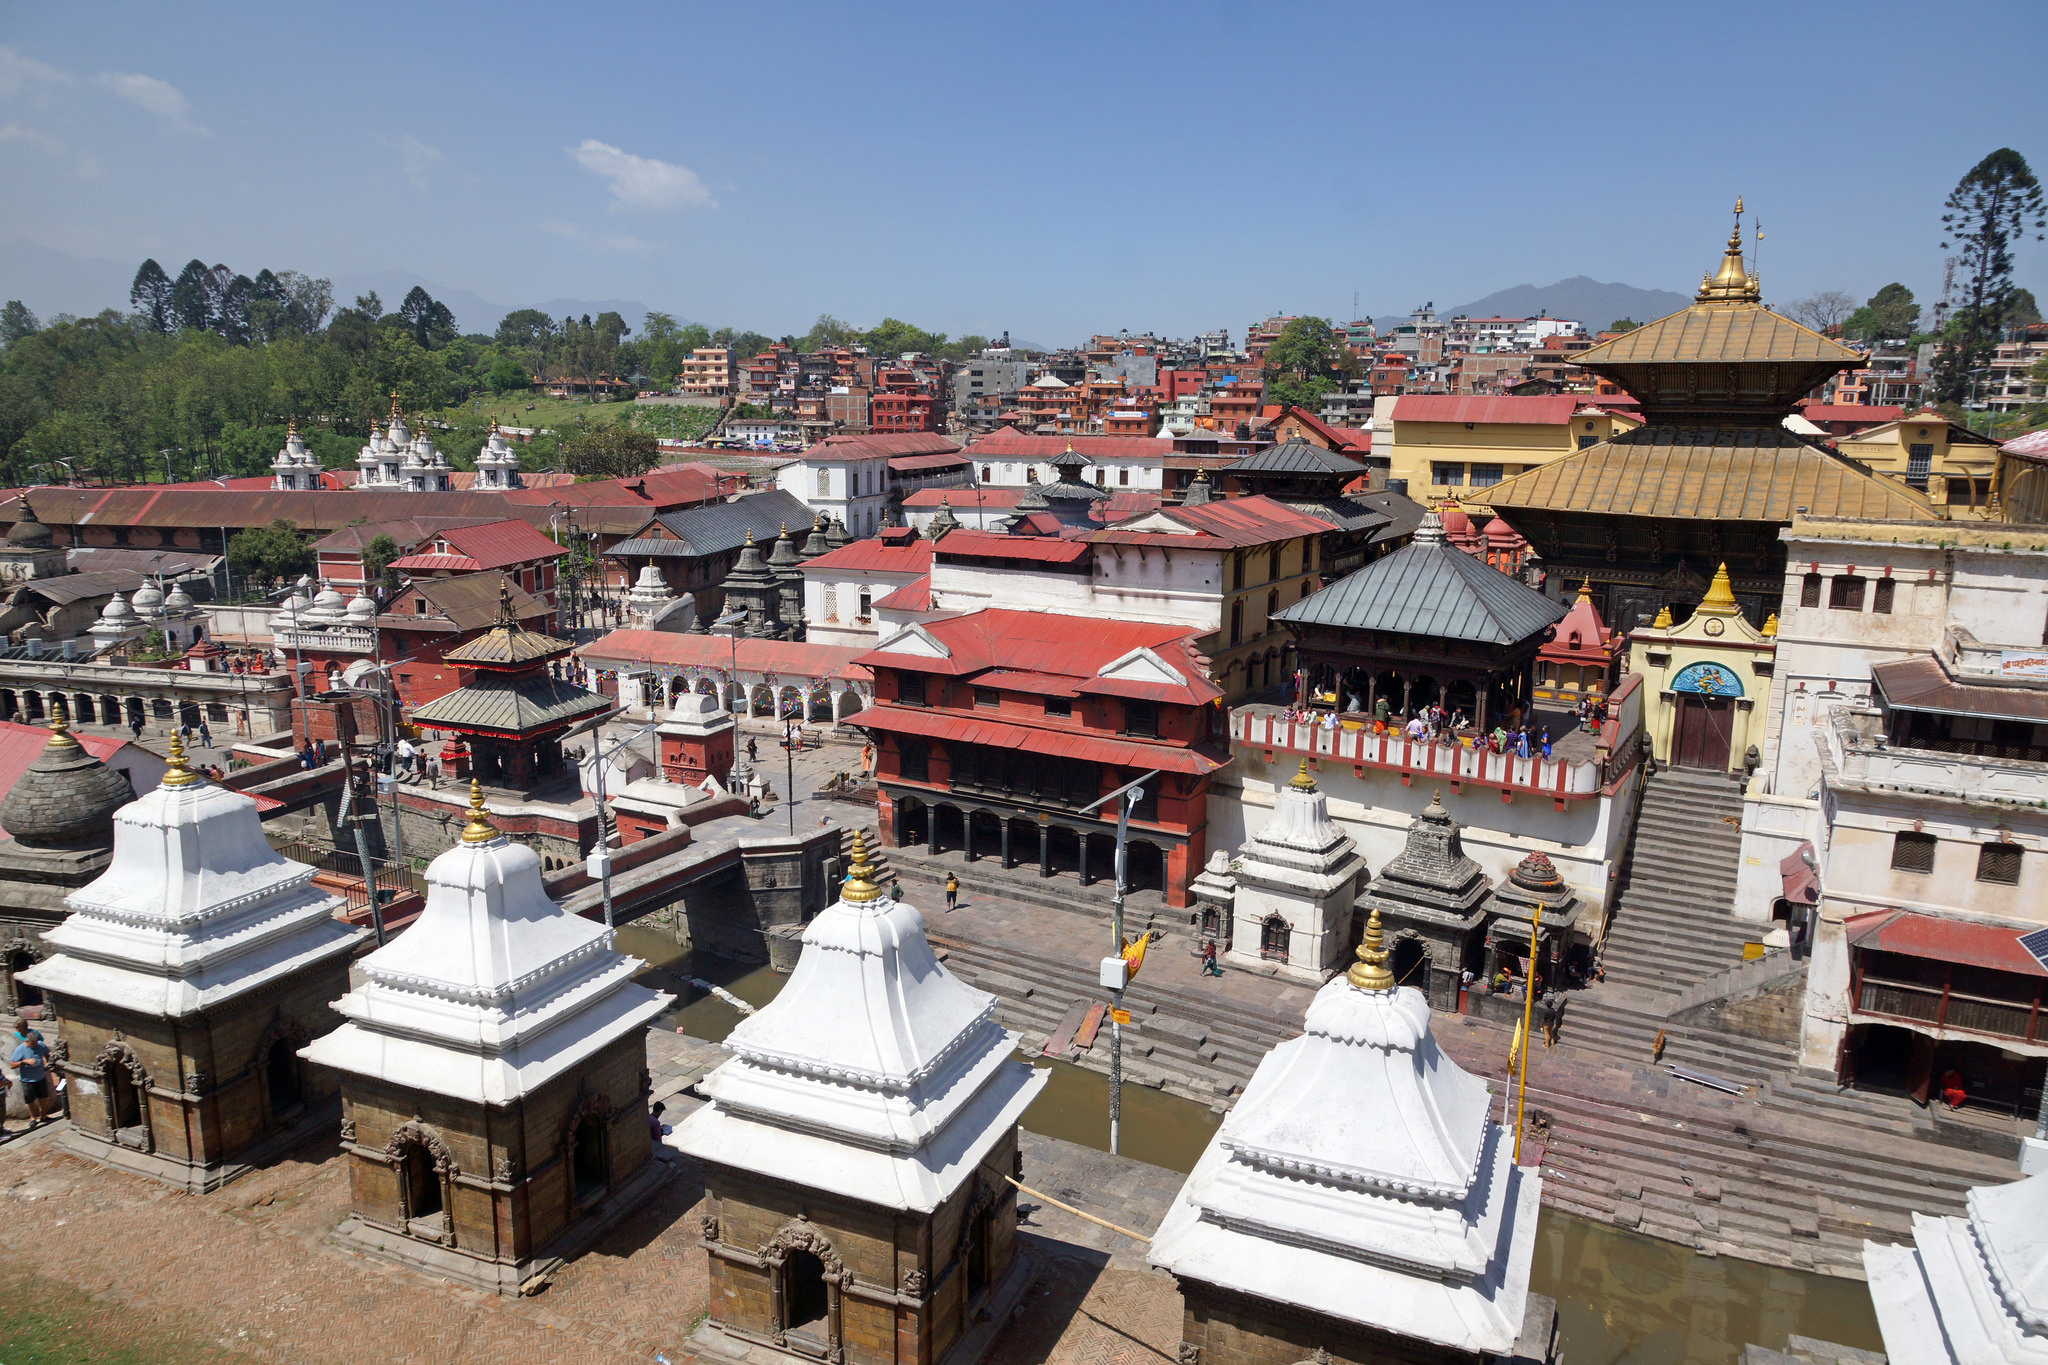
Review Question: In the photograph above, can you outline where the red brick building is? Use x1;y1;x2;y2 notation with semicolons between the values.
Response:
853;610;1227;908
385;518;566;605
870;391;936;433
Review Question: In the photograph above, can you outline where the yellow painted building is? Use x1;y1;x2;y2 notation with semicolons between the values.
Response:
1382;394;1639;499
1832;408;2003;516
1624;564;1777;774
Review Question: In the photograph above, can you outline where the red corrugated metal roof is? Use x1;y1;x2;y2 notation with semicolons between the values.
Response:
437;518;567;569
800;539;936;575
932;531;1092;564
887;452;972;473
811;433;960;458
1847;910;2047;977
857;609;1212;697
903;489;1023;509
575;630;872;681
855;703;1226;776
1393;395;1581;426
500;468;729;509
872;576;932;611
1088;495;1331;549
388;553;480;573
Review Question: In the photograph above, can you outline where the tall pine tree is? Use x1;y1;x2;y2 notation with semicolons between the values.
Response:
1935;149;2046;403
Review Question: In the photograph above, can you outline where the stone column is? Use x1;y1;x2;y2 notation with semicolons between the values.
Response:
1000;819;1012;870
1038;822;1050;878
927;807;940;856
1078;832;1090;887
964;812;976;863
1400;675;1412;716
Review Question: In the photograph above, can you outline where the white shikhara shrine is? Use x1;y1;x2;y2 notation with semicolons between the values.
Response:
1864;1169;2048;1364
1149;907;1546;1358
671;833;1046;1212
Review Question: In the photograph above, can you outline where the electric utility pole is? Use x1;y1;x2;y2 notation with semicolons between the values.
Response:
1081;769;1160;1157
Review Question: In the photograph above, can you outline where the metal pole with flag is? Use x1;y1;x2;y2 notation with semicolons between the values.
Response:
1512;901;1543;1165
1081;769;1160;1158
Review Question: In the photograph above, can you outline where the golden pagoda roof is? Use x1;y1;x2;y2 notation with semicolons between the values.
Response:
1481;426;1941;523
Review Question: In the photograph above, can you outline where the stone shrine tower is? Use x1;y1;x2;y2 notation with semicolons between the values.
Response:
1481;851;1585;990
20;737;367;1191
301;781;672;1294
672;834;1048;1364
0;495;69;584
1150;911;1556;1365
473;419;523;490
721;529;787;638
1354;792;1492;1011
657;690;735;786
1226;760;1368;982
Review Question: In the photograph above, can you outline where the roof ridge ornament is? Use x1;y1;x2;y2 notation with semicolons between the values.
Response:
1347;904;1395;992
1696;198;1762;305
1288;757;1318;791
161;731;202;788
460;778;498;843
840;830;881;903
1696;561;1740;615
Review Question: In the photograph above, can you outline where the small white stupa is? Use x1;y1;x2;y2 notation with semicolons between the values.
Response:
1226;757;1368;981
625;564;695;631
20;736;368;1189
88;591;146;649
271;419;321;490
672;833;1047;1359
1864;1170;2048;1364
301;780;672;1292
474;419;523;490
1150;907;1553;1363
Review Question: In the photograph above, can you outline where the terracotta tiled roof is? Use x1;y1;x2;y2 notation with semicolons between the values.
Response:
385;553;481;573
885;452;971;473
1392;395;1581;425
575;630;873;682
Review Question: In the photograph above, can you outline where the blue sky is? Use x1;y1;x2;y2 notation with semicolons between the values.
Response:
3;1;2044;343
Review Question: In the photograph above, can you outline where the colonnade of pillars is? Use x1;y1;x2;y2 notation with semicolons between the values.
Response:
0;687;236;732
896;801;1164;892
628;674;867;724
1300;661;1537;732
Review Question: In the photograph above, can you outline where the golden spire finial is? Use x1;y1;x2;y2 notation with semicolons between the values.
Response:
1347;905;1395;992
1288;757;1318;791
389;391;402;418
286;417;299;439
841;830;881;903
1696;562;1739;615
744;528;755;545
161;730;201;787
1762;611;1779;638
43;697;79;753
1651;604;1673;628
487;416;499;435
779;522;788;536
1698;200;1761;304
1576;576;1593;601
460;778;497;843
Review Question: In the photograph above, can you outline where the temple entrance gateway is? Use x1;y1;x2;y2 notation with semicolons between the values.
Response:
1673;693;1736;769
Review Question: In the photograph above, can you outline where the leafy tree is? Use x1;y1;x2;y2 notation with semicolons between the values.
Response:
800;313;859;351
0;302;38;347
1842;283;1920;344
362;532;404;595
485;355;529;392
862;317;945;358
2008;287;2041;327
1935;148;2047;402
399;286;457;349
1789;291;1856;333
1261;315;1345;409
723;329;773;362
128;259;173;333
1607;318;1641;333
248;269;333;341
560;427;657;481
354;290;384;318
494;308;555;350
227;518;313;585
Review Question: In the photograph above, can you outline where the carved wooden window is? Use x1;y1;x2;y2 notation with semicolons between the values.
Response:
1891;831;1936;875
1872;578;1895;614
1976;842;2022;886
1800;574;1822;608
1829;576;1866;611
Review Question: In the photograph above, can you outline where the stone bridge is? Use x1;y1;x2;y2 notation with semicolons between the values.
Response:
0;657;294;735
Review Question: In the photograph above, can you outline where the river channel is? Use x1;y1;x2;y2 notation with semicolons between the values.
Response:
620;927;1885;1364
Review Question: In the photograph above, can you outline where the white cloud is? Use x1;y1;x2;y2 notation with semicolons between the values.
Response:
0;122;100;177
0;46;74;102
378;132;443;189
91;70;205;135
569;139;713;214
535;219;662;253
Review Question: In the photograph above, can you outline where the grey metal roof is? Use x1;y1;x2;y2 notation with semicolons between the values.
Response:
610;489;812;559
17;569;149;605
408;673;610;734
1274;531;1566;645
1272;497;1393;535
1349;488;1429;544
1221;439;1364;477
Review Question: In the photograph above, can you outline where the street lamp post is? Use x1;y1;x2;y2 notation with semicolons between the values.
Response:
576;719;657;931
1080;768;1161;1157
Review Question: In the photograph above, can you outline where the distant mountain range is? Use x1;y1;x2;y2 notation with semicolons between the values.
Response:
1370;276;1691;333
0;239;671;336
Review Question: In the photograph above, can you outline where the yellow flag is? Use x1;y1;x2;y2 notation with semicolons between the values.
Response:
1508;1019;1524;1072
1121;931;1149;981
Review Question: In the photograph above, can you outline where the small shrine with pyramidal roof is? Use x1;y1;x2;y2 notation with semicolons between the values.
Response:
1623;561;1777;774
20;735;368;1191
301;780;672;1294
1222;758;1368;982
672;831;1048;1364
1149;907;1556;1365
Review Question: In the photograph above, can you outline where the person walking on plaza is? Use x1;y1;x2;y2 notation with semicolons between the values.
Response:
944;873;959;911
198;719;213;749
1540;991;1562;1047
1201;940;1223;977
10;1026;53;1126
746;736;758;763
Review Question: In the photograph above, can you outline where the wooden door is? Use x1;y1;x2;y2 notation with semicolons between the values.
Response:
1674;695;1736;770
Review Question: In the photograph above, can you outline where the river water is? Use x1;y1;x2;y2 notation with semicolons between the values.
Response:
619;927;1884;1364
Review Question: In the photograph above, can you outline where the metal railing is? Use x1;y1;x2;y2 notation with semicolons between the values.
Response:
268;835;421;916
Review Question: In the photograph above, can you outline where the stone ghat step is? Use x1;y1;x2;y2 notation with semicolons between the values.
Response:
1600;916;1757;956
1615;861;1746;894
1556;1012;1793;1085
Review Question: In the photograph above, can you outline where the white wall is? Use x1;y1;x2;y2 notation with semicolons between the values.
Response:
778;454;892;537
